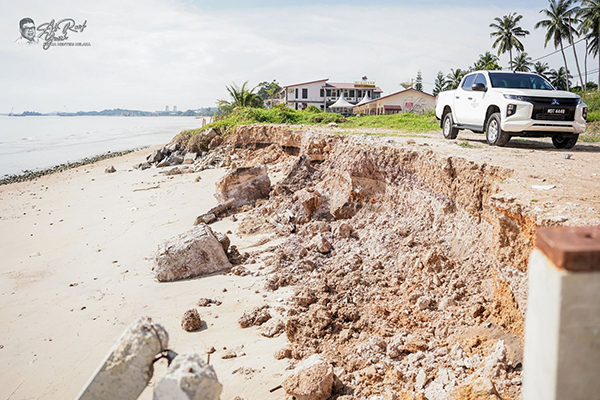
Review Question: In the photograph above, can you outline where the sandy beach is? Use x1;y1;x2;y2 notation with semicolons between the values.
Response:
0;146;290;400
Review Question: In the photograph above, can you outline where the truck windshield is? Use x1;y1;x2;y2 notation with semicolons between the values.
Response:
488;73;555;90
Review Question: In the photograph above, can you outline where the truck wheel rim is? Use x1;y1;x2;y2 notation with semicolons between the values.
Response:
444;118;450;136
489;120;498;142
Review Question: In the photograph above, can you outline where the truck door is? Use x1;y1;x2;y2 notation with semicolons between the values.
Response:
469;73;490;128
453;74;476;125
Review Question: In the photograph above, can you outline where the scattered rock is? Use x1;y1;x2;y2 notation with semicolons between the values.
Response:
415;368;428;390
238;306;272;328
105;165;116;173
154;224;232;282
310;233;332;254
153;353;222;400
563;153;572;159
282;354;334;400
181;309;202;332
221;350;237;359
140;162;152;171
416;296;431;310
183;152;197;164
334;222;353;239
209;136;223;149
532;184;556;191
260;318;285;338
147;149;164;164
213;230;230;253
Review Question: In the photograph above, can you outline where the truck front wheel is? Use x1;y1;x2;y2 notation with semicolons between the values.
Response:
552;134;578;149
486;113;510;147
442;113;459;139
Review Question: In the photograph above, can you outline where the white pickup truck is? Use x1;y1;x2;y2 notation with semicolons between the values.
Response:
434;71;587;148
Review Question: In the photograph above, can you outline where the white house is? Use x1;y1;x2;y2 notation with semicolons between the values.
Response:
352;88;436;115
280;78;383;113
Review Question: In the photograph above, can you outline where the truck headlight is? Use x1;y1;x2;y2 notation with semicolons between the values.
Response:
583;106;588;121
507;104;517;117
504;94;529;102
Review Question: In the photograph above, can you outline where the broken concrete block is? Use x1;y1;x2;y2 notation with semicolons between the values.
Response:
154;224;232;282
153;353;222;400
283;354;334;400
77;317;168;400
215;165;271;207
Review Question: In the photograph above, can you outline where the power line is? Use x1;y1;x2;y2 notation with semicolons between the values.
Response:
530;37;587;63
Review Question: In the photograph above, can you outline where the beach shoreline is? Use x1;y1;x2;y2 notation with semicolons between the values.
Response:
0;147;147;186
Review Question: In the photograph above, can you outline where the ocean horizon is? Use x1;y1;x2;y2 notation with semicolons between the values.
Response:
0;115;209;177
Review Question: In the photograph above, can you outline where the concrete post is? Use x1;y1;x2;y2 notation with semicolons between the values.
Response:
77;317;169;400
523;226;600;400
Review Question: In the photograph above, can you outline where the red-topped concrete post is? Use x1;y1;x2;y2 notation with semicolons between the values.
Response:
523;226;600;400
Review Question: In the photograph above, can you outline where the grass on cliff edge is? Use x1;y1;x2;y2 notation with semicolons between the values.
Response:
174;106;440;143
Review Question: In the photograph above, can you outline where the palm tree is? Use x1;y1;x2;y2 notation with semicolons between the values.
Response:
579;0;600;90
490;13;530;70
217;81;263;114
511;52;534;71
536;0;582;90
473;51;502;70
534;61;551;80
444;69;466;90
548;67;573;89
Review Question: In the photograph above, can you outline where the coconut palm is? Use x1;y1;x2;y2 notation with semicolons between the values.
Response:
548;67;573;90
490;13;530;70
534;61;551;80
579;0;600;90
473;51;502;70
536;0;583;90
217;81;263;114
510;52;534;72
444;69;466;90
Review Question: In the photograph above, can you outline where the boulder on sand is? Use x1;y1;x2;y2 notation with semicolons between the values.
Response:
154;224;232;282
215;165;271;207
283;354;334;400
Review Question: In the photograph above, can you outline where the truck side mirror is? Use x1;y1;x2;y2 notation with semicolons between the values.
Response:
472;83;487;92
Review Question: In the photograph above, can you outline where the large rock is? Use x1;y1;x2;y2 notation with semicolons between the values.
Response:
154;224;232;282
153;353;222;400
215;165;271;207
147;149;165;164
283;354;334;400
183;153;197;165
187;128;218;153
77;317;168;400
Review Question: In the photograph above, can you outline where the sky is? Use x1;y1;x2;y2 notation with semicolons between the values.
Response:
1;0;595;113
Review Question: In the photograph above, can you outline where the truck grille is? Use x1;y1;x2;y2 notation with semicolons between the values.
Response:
528;98;577;122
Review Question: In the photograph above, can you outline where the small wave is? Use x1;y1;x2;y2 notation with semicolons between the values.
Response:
21;137;37;141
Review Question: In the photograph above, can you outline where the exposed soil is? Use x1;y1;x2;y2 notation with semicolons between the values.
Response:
201;124;600;399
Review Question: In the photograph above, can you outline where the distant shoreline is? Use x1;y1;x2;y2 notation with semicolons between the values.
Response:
0;148;147;186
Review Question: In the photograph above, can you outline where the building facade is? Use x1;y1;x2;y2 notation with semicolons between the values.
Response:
280;79;383;112
352;88;436;115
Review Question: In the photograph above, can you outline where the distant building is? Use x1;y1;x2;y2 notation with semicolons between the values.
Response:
353;88;436;115
173;105;178;112
165;106;169;112
280;78;383;114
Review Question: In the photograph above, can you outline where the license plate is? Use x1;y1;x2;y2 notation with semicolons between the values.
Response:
545;108;567;114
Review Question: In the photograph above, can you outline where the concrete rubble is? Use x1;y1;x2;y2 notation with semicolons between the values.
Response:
153;353;222;400
154;224;231;282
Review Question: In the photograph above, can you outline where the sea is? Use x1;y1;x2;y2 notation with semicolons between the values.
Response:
0;116;210;178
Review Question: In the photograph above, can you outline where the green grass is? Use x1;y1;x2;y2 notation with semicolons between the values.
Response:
457;140;475;148
173;106;441;147
341;111;439;133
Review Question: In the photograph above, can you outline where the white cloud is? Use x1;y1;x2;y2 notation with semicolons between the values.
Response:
0;1;593;113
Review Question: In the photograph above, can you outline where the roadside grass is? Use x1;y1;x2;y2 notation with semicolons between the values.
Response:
342;111;439;133
457;140;475;148
581;132;600;142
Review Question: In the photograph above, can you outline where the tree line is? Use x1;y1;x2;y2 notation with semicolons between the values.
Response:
431;0;600;95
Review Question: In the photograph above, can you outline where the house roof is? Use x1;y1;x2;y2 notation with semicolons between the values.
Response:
282;78;329;89
353;88;435;107
324;82;383;92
